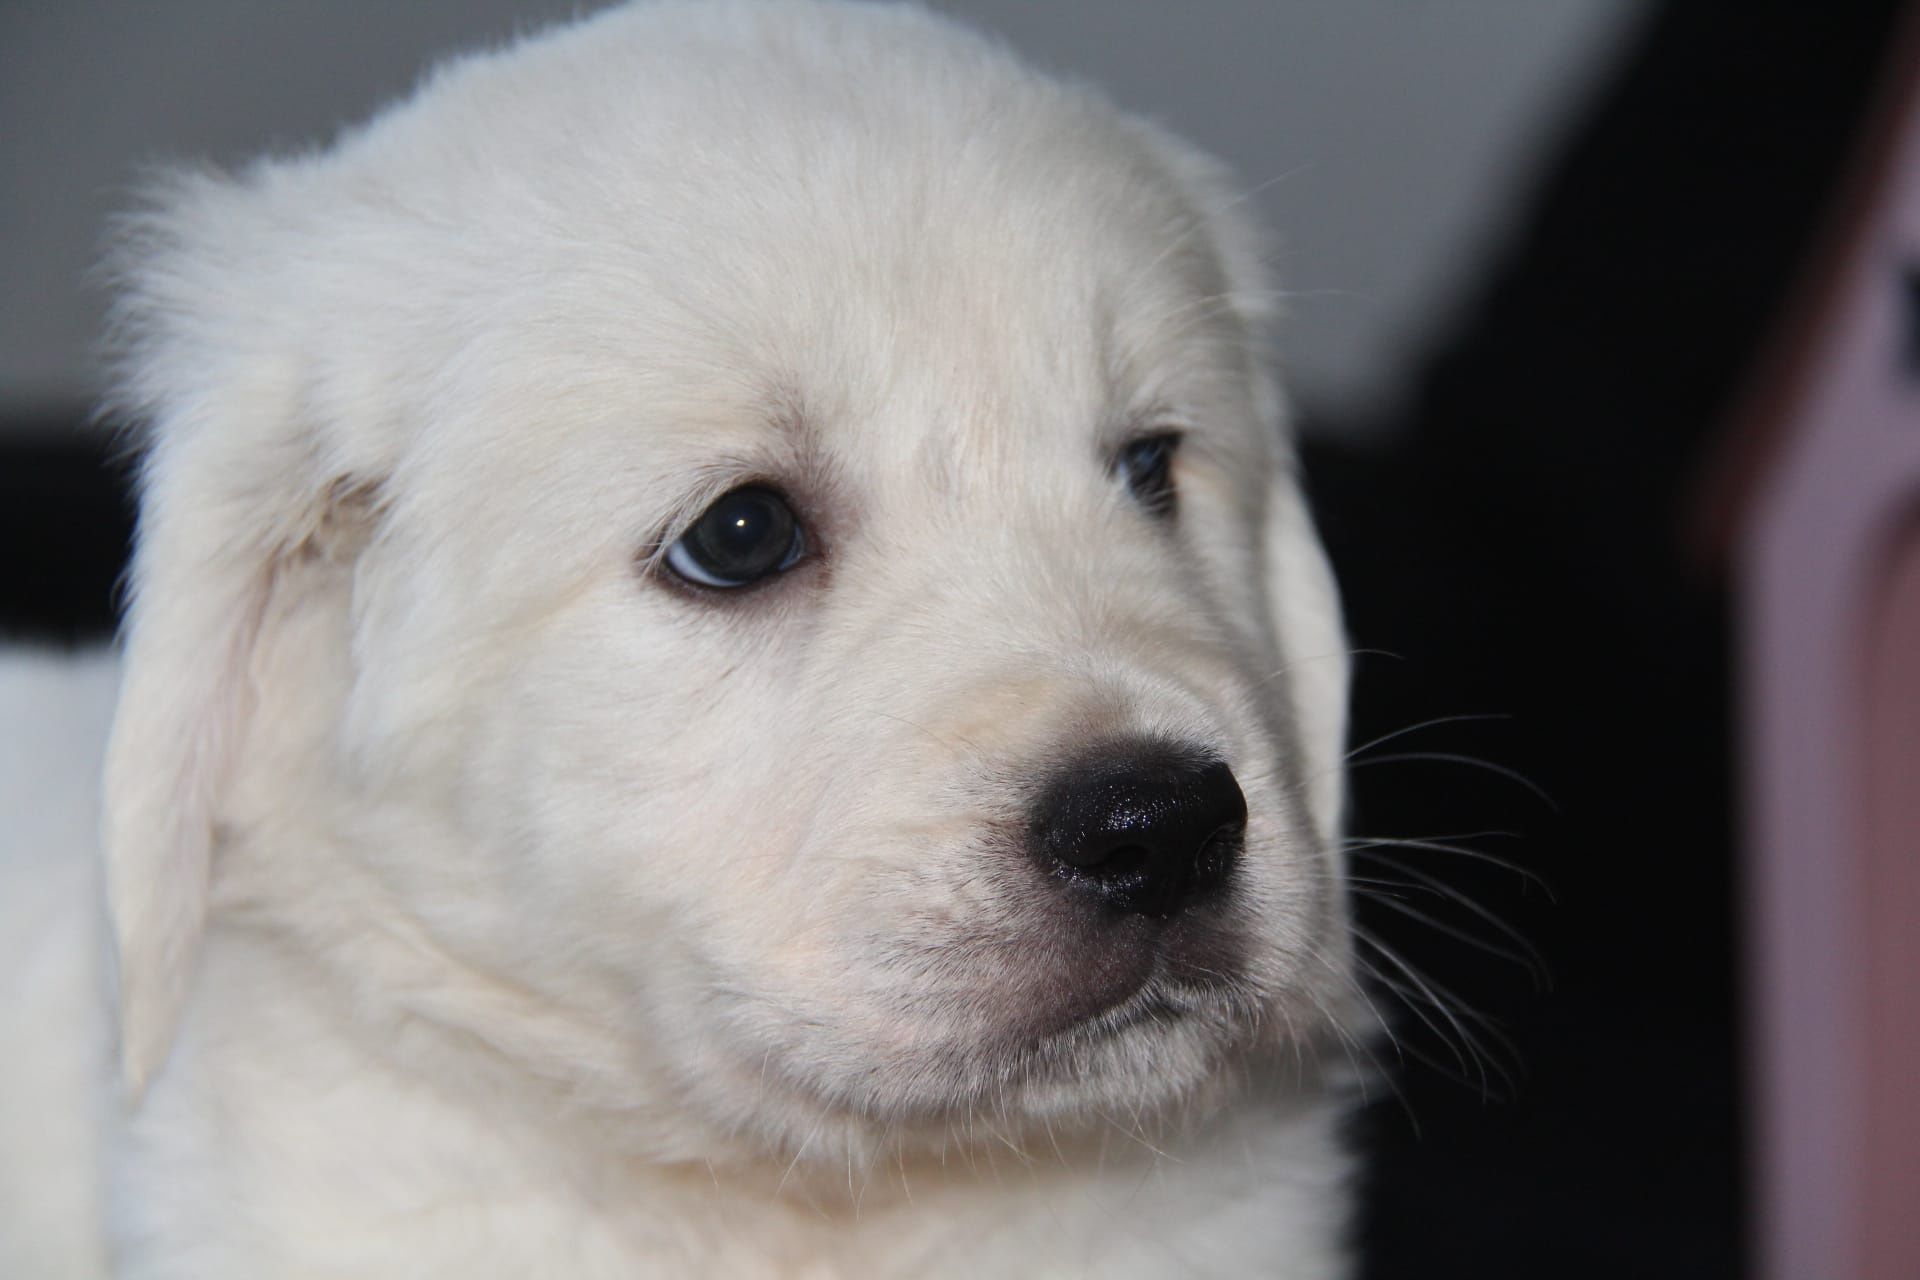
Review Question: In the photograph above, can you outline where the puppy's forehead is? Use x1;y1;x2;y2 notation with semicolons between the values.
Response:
541;103;1228;456
311;2;1277;564
367;11;1243;428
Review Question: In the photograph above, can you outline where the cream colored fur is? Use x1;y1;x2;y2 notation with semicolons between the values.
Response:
0;2;1359;1274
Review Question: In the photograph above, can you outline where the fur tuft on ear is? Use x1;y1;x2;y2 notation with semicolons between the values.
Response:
99;167;374;1093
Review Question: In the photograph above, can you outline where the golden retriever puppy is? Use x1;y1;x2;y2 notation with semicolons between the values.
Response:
0;1;1358;1274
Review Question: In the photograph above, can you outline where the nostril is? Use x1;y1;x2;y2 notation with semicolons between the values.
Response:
1030;742;1247;918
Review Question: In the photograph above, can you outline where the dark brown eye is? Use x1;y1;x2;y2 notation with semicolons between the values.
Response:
664;486;806;588
1118;433;1180;517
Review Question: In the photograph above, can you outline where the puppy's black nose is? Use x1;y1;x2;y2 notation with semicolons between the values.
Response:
1031;744;1246;918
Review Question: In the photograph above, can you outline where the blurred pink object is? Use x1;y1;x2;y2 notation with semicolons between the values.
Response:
1713;13;1920;1278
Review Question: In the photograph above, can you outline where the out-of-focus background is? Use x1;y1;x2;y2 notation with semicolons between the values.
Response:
4;3;1915;1276
0;0;1644;424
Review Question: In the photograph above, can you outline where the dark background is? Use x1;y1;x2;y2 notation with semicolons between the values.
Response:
2;4;1908;1275
1319;4;1906;1275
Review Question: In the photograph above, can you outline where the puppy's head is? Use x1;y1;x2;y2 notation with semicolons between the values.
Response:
103;0;1352;1162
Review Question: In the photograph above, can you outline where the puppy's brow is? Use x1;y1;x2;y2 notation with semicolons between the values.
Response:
759;374;819;445
1097;405;1185;461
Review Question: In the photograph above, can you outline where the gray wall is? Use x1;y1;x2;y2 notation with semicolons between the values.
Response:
0;0;1646;428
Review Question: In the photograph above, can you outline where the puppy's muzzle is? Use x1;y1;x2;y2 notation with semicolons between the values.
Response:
1030;742;1247;918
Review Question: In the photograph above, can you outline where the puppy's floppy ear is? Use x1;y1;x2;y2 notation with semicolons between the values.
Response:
1261;472;1350;845
1132;128;1352;843
101;168;376;1093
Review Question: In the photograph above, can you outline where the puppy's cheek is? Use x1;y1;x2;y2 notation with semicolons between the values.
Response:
415;656;765;998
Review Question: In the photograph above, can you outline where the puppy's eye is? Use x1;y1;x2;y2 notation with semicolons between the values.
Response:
1118;432;1180;517
664;485;806;589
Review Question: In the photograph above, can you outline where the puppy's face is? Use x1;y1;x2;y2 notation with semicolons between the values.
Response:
104;2;1352;1163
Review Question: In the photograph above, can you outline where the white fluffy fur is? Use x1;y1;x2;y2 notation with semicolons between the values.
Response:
0;3;1360;1274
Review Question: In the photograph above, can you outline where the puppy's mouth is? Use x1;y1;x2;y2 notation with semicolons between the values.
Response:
1039;967;1211;1046
695;897;1277;1139
998;904;1261;1053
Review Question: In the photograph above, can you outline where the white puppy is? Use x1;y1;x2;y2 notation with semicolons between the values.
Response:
0;2;1360;1275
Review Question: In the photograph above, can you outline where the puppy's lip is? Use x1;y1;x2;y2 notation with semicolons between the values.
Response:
1040;974;1151;1041
1061;980;1180;1040
1025;953;1191;1047
1004;901;1254;1045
